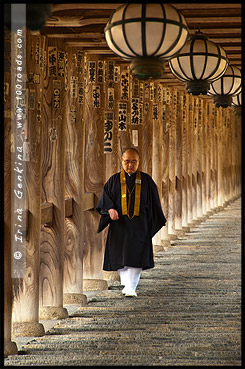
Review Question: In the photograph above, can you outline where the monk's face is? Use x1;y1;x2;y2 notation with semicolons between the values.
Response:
121;150;140;174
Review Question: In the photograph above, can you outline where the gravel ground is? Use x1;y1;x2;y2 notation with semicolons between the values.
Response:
4;197;241;366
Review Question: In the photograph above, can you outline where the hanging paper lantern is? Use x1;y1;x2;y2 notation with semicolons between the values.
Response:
104;3;189;79
168;30;229;95
208;65;241;108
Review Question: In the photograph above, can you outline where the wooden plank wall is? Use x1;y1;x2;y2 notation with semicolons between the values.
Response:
4;32;241;356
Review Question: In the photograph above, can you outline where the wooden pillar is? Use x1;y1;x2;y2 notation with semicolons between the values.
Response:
210;104;216;210
196;97;204;218
168;88;176;236
82;54;108;291
206;101;212;213
181;91;189;231
103;58;120;282
11;30;45;336
175;90;183;234
118;65;132;154
4;27;18;356
63;47;87;306
202;100;208;215
142;81;153;175
161;87;171;246
234;113;241;197
223;109;231;202
191;97;198;221
213;108;219;208
39;38;68;319
187;94;193;225
152;83;164;250
217;107;224;208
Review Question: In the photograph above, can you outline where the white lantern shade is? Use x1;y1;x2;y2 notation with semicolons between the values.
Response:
168;31;228;95
105;3;189;61
232;91;242;106
208;65;242;96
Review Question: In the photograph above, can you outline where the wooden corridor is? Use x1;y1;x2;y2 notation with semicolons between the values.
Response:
4;197;241;366
4;10;241;362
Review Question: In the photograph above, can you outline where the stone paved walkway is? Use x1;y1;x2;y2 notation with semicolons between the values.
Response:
4;197;241;366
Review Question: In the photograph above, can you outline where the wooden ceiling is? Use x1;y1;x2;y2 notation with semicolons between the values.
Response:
40;3;242;87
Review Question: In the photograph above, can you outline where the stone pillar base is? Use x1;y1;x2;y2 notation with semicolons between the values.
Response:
153;244;168;253
161;239;171;247
83;279;108;291
4;340;18;358
63;293;87;306
39;306;69;320
181;226;191;232
175;229;187;237
103;271;120;281
12;322;45;337
167;234;178;240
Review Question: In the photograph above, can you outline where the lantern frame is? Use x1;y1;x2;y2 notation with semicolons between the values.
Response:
208;65;242;108
168;31;229;95
104;3;189;79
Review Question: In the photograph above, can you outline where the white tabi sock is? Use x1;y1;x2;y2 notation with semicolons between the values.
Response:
118;266;142;293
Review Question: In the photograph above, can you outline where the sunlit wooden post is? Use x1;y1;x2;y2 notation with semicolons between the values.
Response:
201;100;208;216
187;94;193;226
63;47;87;306
152;83;164;250
160;87;171;246
175;90;184;235
103;59;120;282
11;31;46;335
39;37;68;320
82;54;108;291
196;97;204;219
191;96;198;221
168;88;177;237
4;27;18;357
142;81;153;176
181;91;190;231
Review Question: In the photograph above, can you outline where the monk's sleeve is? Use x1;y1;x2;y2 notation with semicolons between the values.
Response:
96;178;116;233
149;179;167;238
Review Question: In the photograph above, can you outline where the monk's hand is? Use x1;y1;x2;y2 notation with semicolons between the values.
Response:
108;208;119;220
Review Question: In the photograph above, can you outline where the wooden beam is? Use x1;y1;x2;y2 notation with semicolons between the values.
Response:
46;17;108;27
52;4;123;12
41;202;53;225
83;192;95;211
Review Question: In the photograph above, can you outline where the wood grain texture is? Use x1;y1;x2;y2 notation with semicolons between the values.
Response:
175;90;182;230
40;37;66;307
63;47;85;295
187;94;193;224
181;91;188;227
168;88;176;235
191;97;198;220
196;98;203;217
12;31;44;323
83;54;105;280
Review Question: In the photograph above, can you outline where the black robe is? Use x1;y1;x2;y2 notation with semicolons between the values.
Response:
96;170;166;271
